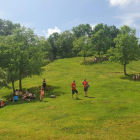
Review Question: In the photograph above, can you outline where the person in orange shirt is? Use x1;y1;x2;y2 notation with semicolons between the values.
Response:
71;80;78;99
83;79;89;97
40;89;45;102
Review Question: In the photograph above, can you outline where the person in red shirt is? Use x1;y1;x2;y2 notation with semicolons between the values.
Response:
71;80;78;99
83;79;89;97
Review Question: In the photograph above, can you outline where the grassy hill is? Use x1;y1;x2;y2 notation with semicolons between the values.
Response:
0;57;140;140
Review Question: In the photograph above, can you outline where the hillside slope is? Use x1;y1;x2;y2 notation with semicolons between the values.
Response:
0;57;140;140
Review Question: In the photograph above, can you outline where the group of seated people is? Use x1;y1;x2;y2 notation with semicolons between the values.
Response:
90;56;108;63
12;89;36;102
133;73;140;80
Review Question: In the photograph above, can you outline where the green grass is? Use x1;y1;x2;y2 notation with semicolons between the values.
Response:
0;57;140;140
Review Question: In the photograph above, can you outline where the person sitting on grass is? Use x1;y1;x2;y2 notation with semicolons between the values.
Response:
90;57;93;63
71;80;78;99
28;92;36;99
15;89;19;96
94;56;97;62
22;90;30;101
13;95;18;102
40;89;44;102
12;89;19;102
22;94;30;101
18;90;23;100
133;74;136;80
138;73;140;79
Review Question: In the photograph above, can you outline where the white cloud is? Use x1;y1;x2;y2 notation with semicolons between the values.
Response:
108;0;139;7
90;24;97;29
114;13;140;29
42;26;61;38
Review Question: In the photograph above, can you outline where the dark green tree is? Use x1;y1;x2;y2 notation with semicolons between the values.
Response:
73;36;91;61
13;27;45;90
55;30;76;58
0;18;20;36
48;32;59;60
72;24;92;38
91;29;110;59
0;35;20;91
0;68;7;88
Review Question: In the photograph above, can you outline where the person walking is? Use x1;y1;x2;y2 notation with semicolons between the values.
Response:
83;79;89;97
71;80;78;99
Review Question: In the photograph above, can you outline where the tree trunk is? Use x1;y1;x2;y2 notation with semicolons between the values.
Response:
19;78;22;91
12;80;15;93
98;51;101;62
84;50;86;61
19;67;22;90
124;63;127;75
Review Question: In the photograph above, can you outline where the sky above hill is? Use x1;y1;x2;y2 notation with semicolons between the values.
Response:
0;0;140;37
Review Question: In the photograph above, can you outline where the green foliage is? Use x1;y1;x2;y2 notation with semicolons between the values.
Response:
0;35;20;83
109;25;140;75
73;36;92;60
120;25;136;35
0;27;45;90
0;68;7;87
93;23;120;48
55;30;76;58
48;32;59;60
91;29;110;58
72;24;92;38
0;18;20;36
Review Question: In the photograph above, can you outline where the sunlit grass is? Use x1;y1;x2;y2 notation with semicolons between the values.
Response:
0;57;140;140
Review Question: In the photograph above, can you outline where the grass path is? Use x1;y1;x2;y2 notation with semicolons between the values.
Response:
0;57;140;140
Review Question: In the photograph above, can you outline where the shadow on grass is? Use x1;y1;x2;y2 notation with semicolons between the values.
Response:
87;97;95;98
75;98;83;100
80;61;100;66
120;74;140;82
1;85;66;107
80;60;108;66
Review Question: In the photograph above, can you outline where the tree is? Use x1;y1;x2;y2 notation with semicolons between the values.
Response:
38;36;52;60
92;23;120;48
91;29;110;59
55;30;76;58
0;35;20;92
0;18;20;36
48;32;59;60
13;27;45;90
72;24;92;38
109;25;139;75
73;36;91;61
0;27;45;91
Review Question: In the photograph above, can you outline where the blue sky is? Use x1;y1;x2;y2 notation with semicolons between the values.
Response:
0;0;140;37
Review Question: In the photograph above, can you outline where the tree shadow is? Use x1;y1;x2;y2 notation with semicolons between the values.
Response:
80;61;100;66
1;85;66;107
120;74;140;82
80;60;108;66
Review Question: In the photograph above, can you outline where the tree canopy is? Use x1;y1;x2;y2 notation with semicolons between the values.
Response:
109;25;140;75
